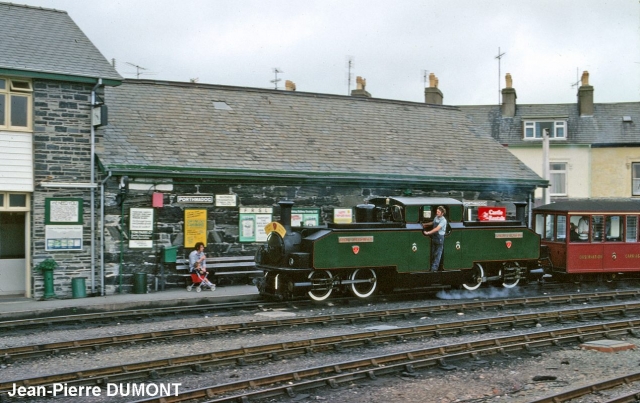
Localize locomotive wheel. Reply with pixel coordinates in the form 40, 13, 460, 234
500, 265, 520, 289
462, 263, 484, 291
350, 268, 377, 298
307, 270, 333, 301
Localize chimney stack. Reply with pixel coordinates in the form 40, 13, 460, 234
578, 71, 594, 116
424, 73, 443, 104
285, 80, 296, 91
501, 73, 517, 117
351, 76, 371, 98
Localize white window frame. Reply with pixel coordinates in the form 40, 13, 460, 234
0, 192, 30, 212
549, 162, 568, 196
523, 120, 567, 140
0, 77, 33, 132
633, 162, 640, 196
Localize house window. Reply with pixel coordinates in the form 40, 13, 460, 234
0, 192, 29, 211
633, 163, 640, 196
523, 120, 566, 140
0, 77, 33, 131
549, 162, 567, 196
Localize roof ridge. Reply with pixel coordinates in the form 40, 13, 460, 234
0, 2, 67, 14
122, 78, 461, 110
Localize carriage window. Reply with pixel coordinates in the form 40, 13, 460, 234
627, 216, 638, 242
544, 214, 555, 241
556, 216, 567, 241
605, 216, 623, 241
591, 215, 604, 242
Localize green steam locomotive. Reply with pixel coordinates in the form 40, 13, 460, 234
255, 196, 544, 301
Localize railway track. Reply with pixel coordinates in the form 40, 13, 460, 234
125, 319, 640, 403
527, 372, 640, 403
2, 290, 638, 363
2, 297, 639, 400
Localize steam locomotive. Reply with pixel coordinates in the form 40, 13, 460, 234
255, 196, 546, 301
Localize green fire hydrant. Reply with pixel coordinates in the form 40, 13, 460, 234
35, 258, 57, 299
42, 267, 56, 299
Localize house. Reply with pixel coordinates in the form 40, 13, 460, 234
457, 72, 640, 203
0, 2, 121, 297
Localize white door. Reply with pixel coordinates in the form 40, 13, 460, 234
0, 212, 26, 295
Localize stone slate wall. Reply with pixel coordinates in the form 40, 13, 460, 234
31, 79, 96, 298
102, 178, 532, 293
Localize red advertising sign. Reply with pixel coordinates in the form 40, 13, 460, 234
478, 207, 506, 221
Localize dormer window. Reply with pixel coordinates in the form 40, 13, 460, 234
523, 120, 566, 140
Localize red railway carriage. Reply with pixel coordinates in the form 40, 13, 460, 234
533, 199, 640, 279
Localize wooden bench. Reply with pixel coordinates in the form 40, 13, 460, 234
175, 255, 262, 285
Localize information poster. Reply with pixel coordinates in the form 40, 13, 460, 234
129, 208, 154, 249
45, 198, 83, 225
45, 225, 83, 251
291, 208, 320, 227
184, 209, 207, 248
333, 208, 353, 224
239, 207, 273, 242
215, 194, 237, 207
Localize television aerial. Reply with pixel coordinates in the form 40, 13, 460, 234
271, 68, 283, 90
125, 62, 157, 79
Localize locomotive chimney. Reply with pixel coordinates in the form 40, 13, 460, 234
278, 200, 295, 232
513, 201, 527, 226
424, 72, 443, 105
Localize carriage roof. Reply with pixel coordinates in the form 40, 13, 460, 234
534, 199, 640, 214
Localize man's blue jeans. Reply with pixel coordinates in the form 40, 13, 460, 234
431, 234, 444, 271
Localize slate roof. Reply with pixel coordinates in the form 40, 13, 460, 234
460, 102, 640, 146
98, 79, 545, 190
0, 2, 121, 83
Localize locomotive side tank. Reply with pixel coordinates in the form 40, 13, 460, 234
256, 196, 543, 300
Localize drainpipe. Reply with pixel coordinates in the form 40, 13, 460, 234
100, 171, 112, 296
90, 78, 103, 294
542, 128, 550, 205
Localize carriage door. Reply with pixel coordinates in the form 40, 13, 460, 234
0, 211, 26, 295
602, 215, 636, 272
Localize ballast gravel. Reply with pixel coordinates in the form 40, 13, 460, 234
2, 289, 640, 403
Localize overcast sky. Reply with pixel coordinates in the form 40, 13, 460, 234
18, 0, 640, 105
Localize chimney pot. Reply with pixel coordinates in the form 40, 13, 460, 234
351, 76, 371, 97
285, 80, 296, 91
581, 71, 589, 86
